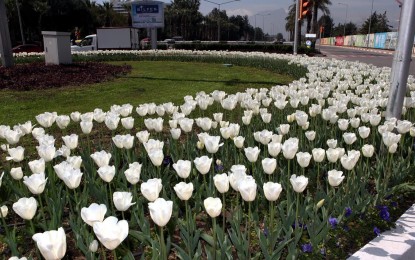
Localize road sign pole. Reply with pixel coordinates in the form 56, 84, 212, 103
293, 0, 299, 55
386, 0, 415, 119
0, 0, 14, 67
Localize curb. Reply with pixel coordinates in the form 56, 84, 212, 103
323, 45, 415, 57
348, 204, 415, 260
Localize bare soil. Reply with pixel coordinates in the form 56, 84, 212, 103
0, 62, 131, 91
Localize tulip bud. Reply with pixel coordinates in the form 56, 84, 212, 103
196, 141, 204, 150
89, 240, 99, 253
204, 197, 222, 218
0, 205, 8, 218
10, 167, 23, 180
148, 198, 173, 227
316, 199, 325, 209
174, 182, 194, 201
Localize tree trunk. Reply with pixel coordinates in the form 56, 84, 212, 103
311, 2, 318, 34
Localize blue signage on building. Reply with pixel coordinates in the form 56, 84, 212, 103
136, 5, 159, 14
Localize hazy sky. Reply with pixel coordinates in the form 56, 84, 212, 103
103, 0, 403, 33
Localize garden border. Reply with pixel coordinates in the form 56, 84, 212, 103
348, 204, 415, 260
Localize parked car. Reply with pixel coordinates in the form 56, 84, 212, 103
164, 39, 175, 44
12, 44, 43, 53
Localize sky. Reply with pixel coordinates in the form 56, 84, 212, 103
104, 0, 403, 34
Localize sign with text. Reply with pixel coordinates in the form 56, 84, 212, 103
131, 1, 164, 28
305, 34, 317, 38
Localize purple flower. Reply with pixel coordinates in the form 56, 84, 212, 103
377, 205, 390, 221
162, 155, 173, 166
263, 227, 269, 238
301, 243, 313, 253
345, 207, 352, 217
214, 163, 224, 172
374, 226, 381, 236
329, 216, 338, 228
343, 225, 350, 232
391, 201, 398, 207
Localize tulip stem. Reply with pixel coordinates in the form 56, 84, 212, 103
213, 217, 217, 260
222, 192, 226, 237
0, 213, 18, 256
247, 202, 251, 258
160, 226, 166, 259
29, 219, 36, 235
269, 201, 274, 253
295, 193, 300, 230
38, 194, 47, 228
108, 183, 115, 214
113, 249, 117, 260
185, 200, 192, 257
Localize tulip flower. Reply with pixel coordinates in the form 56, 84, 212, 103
263, 182, 283, 201
124, 162, 142, 185
0, 172, 3, 187
23, 173, 47, 195
343, 132, 357, 145
91, 151, 111, 168
56, 115, 70, 129
93, 109, 106, 123
326, 148, 340, 163
282, 138, 299, 160
37, 144, 56, 162
388, 143, 398, 153
143, 139, 164, 153
97, 165, 116, 183
61, 134, 78, 150
305, 131, 316, 141
290, 174, 308, 193
29, 158, 46, 174
81, 203, 107, 226
179, 118, 194, 133
80, 121, 93, 134
173, 182, 194, 201
66, 156, 82, 169
203, 197, 222, 218
121, 117, 134, 130
141, 178, 162, 201
173, 160, 191, 179
326, 139, 337, 149
6, 146, 25, 162
113, 192, 135, 211
362, 144, 375, 158
104, 113, 120, 130
204, 135, 223, 153
93, 216, 129, 250
229, 170, 247, 192
170, 128, 181, 140
0, 205, 8, 219
296, 152, 312, 168
327, 170, 345, 187
19, 120, 33, 134
244, 146, 260, 162
358, 126, 371, 139
13, 197, 37, 220
312, 148, 325, 163
70, 111, 81, 122
5, 129, 22, 145
233, 136, 245, 148
194, 156, 212, 175
262, 158, 277, 174
238, 176, 257, 202
213, 173, 230, 193
148, 149, 164, 167
148, 198, 173, 227
32, 227, 66, 260
80, 112, 93, 122
35, 112, 56, 128
340, 151, 360, 171
10, 167, 23, 180
61, 168, 83, 189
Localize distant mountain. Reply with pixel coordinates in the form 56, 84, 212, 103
249, 8, 288, 38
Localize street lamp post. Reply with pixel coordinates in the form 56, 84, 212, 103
254, 13, 271, 41
204, 0, 240, 41
338, 2, 348, 36
367, 0, 374, 47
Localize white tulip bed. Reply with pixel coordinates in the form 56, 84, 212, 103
1, 50, 415, 259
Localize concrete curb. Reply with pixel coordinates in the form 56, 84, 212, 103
348, 204, 415, 260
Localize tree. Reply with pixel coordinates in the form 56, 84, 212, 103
276, 32, 284, 41
318, 14, 333, 37
360, 11, 391, 34
311, 0, 331, 34
332, 21, 357, 37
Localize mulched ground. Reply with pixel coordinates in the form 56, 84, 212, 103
0, 62, 132, 91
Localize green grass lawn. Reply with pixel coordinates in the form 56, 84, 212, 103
0, 61, 294, 126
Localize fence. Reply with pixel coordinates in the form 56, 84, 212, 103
319, 32, 415, 53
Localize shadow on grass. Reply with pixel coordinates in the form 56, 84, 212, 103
121, 76, 284, 86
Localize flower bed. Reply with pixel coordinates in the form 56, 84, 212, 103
0, 50, 414, 259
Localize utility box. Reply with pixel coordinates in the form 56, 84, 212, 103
42, 31, 72, 65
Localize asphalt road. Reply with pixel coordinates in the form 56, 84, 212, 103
318, 45, 415, 76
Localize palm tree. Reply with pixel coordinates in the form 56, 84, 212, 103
311, 0, 331, 34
